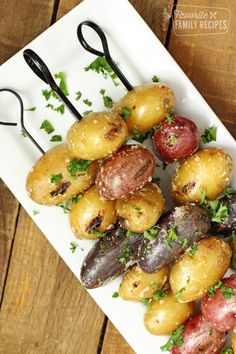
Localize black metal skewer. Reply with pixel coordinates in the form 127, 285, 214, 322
0, 88, 45, 154
77, 21, 133, 92
23, 49, 82, 122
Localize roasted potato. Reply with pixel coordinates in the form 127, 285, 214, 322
67, 111, 128, 160
232, 329, 236, 352
138, 203, 210, 273
169, 237, 232, 303
144, 290, 194, 335
70, 185, 116, 240
119, 266, 168, 301
201, 274, 236, 332
80, 225, 143, 288
113, 83, 175, 133
115, 182, 165, 233
152, 115, 199, 163
26, 144, 98, 206
171, 313, 226, 354
96, 145, 155, 200
171, 147, 233, 204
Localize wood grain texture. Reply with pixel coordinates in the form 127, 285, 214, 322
168, 0, 236, 138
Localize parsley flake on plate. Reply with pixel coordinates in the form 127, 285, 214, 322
83, 98, 92, 107
75, 91, 82, 100
103, 95, 114, 108
152, 75, 159, 82
40, 120, 54, 134
84, 56, 119, 86
54, 71, 69, 96
201, 126, 217, 143
25, 106, 36, 111
50, 135, 62, 142
59, 194, 81, 214
189, 243, 198, 256
70, 242, 78, 253
112, 292, 119, 298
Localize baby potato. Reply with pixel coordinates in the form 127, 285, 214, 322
232, 329, 236, 352
26, 144, 98, 206
171, 147, 233, 204
144, 290, 194, 335
70, 185, 116, 240
112, 83, 175, 133
67, 111, 128, 160
119, 266, 168, 301
115, 182, 165, 232
170, 237, 232, 303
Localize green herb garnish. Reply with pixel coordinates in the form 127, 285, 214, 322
85, 56, 119, 86
189, 243, 198, 256
33, 209, 39, 216
40, 120, 54, 134
83, 110, 93, 116
160, 325, 184, 351
152, 75, 159, 82
120, 107, 131, 120
59, 194, 82, 213
182, 238, 189, 249
66, 159, 92, 178
126, 230, 138, 237
50, 173, 63, 186
112, 292, 119, 298
194, 230, 202, 238
164, 227, 178, 249
83, 98, 92, 107
201, 126, 217, 143
25, 107, 36, 111
166, 134, 179, 146
224, 186, 233, 198
91, 228, 105, 238
100, 89, 105, 95
46, 103, 65, 115
220, 348, 233, 354
75, 91, 82, 100
54, 71, 69, 96
21, 129, 27, 138
144, 226, 160, 241
140, 298, 152, 307
70, 242, 78, 253
153, 289, 168, 301
165, 106, 174, 124
50, 135, 62, 142
200, 189, 207, 205
176, 287, 185, 300
208, 280, 234, 298
131, 204, 141, 211
208, 200, 228, 223
131, 129, 149, 143
119, 242, 131, 264
144, 246, 152, 255
103, 95, 114, 108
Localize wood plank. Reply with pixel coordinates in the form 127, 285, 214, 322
0, 208, 104, 354
168, 0, 236, 137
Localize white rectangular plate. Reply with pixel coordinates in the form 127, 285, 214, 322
0, 0, 235, 353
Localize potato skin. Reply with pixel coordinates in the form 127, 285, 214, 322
169, 237, 232, 303
201, 274, 236, 332
171, 148, 233, 204
96, 145, 155, 200
67, 111, 128, 160
69, 185, 116, 240
115, 182, 165, 233
119, 266, 168, 301
80, 225, 143, 289
138, 203, 210, 273
113, 83, 175, 133
232, 329, 236, 352
171, 313, 226, 354
26, 144, 98, 206
144, 290, 194, 335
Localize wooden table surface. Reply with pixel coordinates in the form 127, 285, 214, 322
0, 0, 235, 353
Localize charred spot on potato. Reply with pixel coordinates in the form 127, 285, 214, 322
86, 215, 104, 234
105, 122, 122, 140
50, 181, 71, 197
134, 160, 151, 179
182, 181, 196, 194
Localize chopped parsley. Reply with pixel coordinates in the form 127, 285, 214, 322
201, 126, 217, 144
153, 289, 168, 301
152, 75, 159, 82
160, 325, 184, 351
75, 91, 82, 100
103, 95, 114, 108
194, 230, 202, 238
54, 71, 69, 96
176, 287, 185, 300
131, 204, 141, 211
144, 226, 160, 241
119, 242, 131, 264
66, 159, 92, 179
207, 199, 228, 223
164, 227, 178, 249
33, 209, 39, 216
165, 106, 174, 124
112, 292, 119, 298
120, 107, 131, 120
21, 129, 27, 138
70, 242, 78, 253
231, 232, 236, 270
83, 110, 93, 116
220, 348, 233, 354
50, 173, 63, 186
46, 103, 65, 115
40, 120, 54, 134
200, 189, 207, 205
144, 246, 152, 255
126, 230, 138, 237
59, 194, 82, 213
50, 135, 62, 142
166, 134, 179, 146
182, 238, 189, 249
100, 89, 105, 95
83, 98, 92, 107
152, 177, 161, 186
208, 280, 234, 299
91, 228, 105, 238
42, 89, 53, 101
84, 56, 119, 86
25, 106, 36, 111
189, 243, 198, 256
131, 129, 150, 143
187, 276, 191, 284
224, 186, 233, 198
140, 298, 152, 307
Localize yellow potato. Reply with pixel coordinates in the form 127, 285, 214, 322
26, 144, 98, 206
170, 237, 232, 303
119, 266, 169, 301
70, 185, 116, 240
113, 83, 175, 133
144, 290, 194, 335
171, 147, 233, 204
232, 328, 236, 352
67, 111, 128, 160
115, 183, 165, 232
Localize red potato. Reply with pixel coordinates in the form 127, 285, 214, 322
152, 115, 199, 163
201, 274, 236, 332
96, 145, 155, 200
171, 313, 226, 354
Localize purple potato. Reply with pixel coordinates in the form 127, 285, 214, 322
80, 224, 143, 288
138, 203, 210, 273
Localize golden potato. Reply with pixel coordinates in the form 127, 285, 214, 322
70, 185, 116, 240
144, 290, 194, 335
26, 144, 98, 206
170, 237, 232, 303
112, 83, 175, 133
115, 183, 165, 232
67, 111, 128, 160
171, 147, 233, 204
232, 328, 236, 352
119, 266, 169, 301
